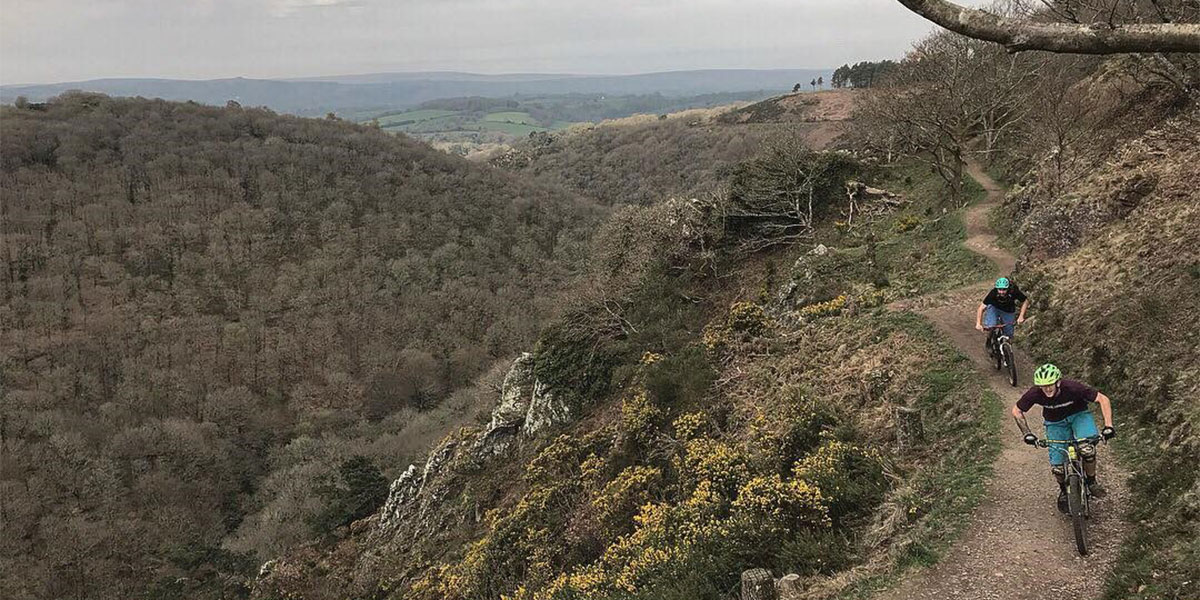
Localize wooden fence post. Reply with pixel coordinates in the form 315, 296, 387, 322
740, 568, 776, 600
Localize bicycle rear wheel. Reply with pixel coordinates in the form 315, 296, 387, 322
1068, 474, 1089, 555
1003, 343, 1017, 387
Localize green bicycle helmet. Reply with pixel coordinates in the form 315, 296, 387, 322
995, 277, 1011, 289
1033, 363, 1062, 386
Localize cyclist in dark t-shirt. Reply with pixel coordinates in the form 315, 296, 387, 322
1013, 364, 1116, 513
975, 277, 1028, 341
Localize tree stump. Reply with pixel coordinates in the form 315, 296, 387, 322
896, 405, 925, 450
741, 568, 776, 600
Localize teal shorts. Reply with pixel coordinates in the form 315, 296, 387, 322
1043, 410, 1099, 465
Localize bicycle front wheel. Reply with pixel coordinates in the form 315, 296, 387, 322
1068, 474, 1089, 556
1004, 343, 1017, 387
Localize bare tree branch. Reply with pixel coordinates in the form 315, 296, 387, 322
895, 0, 1200, 53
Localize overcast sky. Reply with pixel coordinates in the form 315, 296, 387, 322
1, 0, 982, 85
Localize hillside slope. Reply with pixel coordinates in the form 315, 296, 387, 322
0, 93, 601, 600
251, 114, 1009, 600
1009, 106, 1200, 600
492, 90, 853, 206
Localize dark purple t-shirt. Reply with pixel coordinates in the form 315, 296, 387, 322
1017, 379, 1098, 422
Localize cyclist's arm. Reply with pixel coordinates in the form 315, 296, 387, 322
1017, 295, 1029, 322
1012, 405, 1032, 435
1095, 392, 1113, 428
976, 303, 987, 330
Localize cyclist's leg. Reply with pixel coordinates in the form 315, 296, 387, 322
982, 306, 1000, 349
998, 309, 1017, 338
1069, 410, 1101, 478
1045, 417, 1071, 511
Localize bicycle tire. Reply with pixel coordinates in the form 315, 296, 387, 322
992, 334, 1002, 371
1068, 474, 1089, 555
1004, 343, 1017, 387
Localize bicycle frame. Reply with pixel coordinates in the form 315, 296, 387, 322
1037, 435, 1103, 555
984, 324, 1018, 386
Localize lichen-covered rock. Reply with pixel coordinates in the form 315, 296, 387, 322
523, 379, 569, 435
376, 464, 419, 534
474, 352, 572, 457
489, 352, 536, 431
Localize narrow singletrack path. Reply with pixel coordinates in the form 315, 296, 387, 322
878, 163, 1130, 600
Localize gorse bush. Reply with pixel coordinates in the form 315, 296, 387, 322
794, 439, 887, 523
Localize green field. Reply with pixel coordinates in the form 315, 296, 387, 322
478, 121, 549, 136
361, 105, 599, 147
483, 111, 539, 125
376, 109, 459, 127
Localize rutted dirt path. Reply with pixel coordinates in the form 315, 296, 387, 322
877, 163, 1130, 600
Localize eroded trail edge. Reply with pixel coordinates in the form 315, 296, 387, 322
876, 163, 1130, 600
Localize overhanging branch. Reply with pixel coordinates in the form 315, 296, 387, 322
896, 0, 1200, 54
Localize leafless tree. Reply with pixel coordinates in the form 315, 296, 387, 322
894, 0, 1200, 54
856, 33, 1045, 202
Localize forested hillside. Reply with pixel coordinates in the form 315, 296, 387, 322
4, 12, 1197, 597
493, 91, 850, 206
0, 93, 603, 599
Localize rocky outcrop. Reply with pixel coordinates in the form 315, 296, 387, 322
376, 465, 420, 534
524, 379, 571, 435
473, 352, 569, 456
375, 352, 569, 537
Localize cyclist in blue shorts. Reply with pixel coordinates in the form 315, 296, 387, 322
975, 277, 1028, 346
1012, 364, 1116, 513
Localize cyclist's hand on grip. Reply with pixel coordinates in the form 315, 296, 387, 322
975, 323, 984, 332
1023, 433, 1038, 446
1101, 426, 1116, 440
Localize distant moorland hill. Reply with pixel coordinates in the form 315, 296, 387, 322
0, 69, 829, 117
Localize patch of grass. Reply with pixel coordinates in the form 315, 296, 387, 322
483, 111, 538, 125
877, 211, 993, 295
800, 159, 992, 303
477, 120, 549, 136
375, 109, 459, 127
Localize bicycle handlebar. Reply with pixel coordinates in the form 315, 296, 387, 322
1036, 436, 1104, 448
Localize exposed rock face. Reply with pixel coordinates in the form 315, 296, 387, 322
376, 464, 420, 534
377, 352, 569, 536
489, 353, 537, 431
256, 351, 575, 595
474, 352, 569, 456
523, 379, 570, 435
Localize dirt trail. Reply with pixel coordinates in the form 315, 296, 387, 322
877, 163, 1130, 600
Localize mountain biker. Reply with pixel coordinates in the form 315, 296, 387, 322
974, 277, 1028, 346
1013, 364, 1116, 513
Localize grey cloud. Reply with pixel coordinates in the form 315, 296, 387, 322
2, 0, 982, 85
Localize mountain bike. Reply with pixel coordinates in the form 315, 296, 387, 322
984, 323, 1017, 387
1036, 435, 1104, 556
